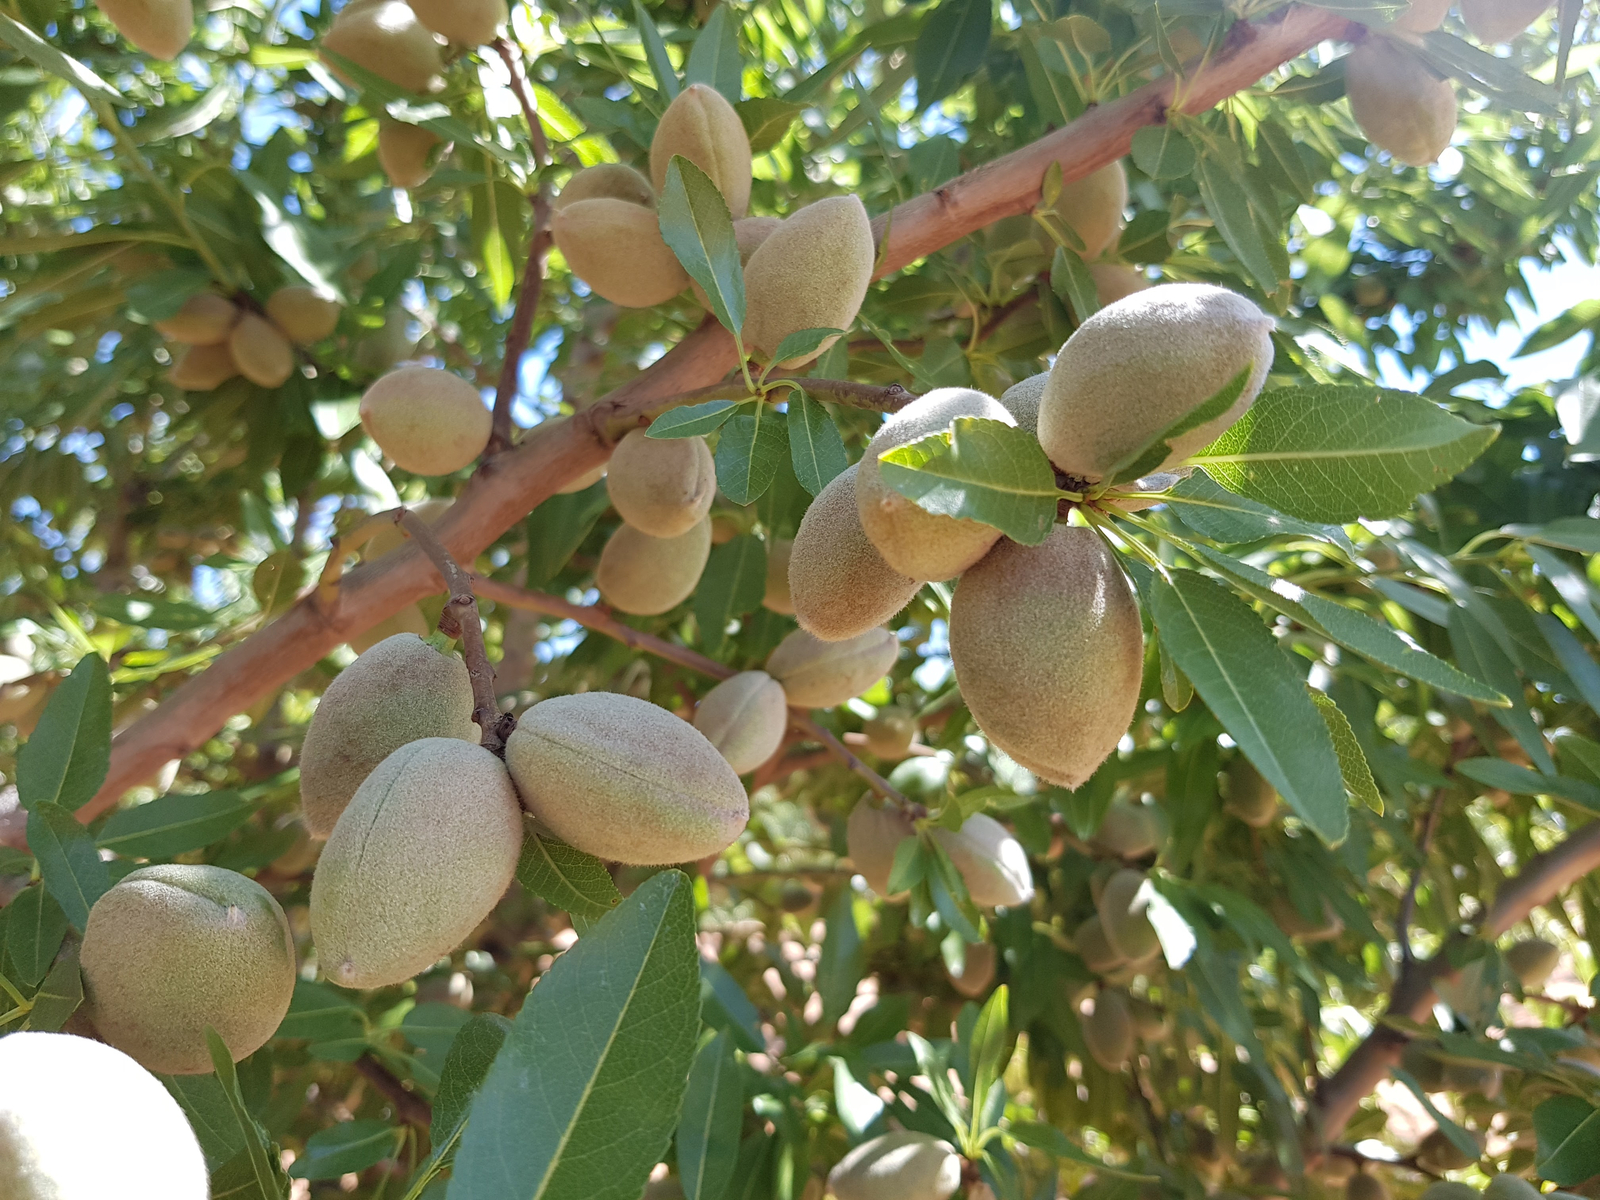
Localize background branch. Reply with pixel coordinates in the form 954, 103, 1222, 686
354, 1052, 433, 1130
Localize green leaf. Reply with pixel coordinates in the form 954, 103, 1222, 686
402, 1002, 471, 1086
450, 871, 702, 1200
967, 985, 1009, 1143
525, 480, 613, 587
678, 1031, 744, 1200
633, 0, 681, 100
1166, 471, 1351, 549
770, 327, 844, 368
1150, 571, 1348, 844
696, 534, 768, 657
715, 410, 789, 505
886, 836, 927, 895
648, 400, 743, 439
207, 1029, 288, 1199
659, 156, 745, 336
1504, 516, 1600, 554
91, 592, 219, 631
1188, 544, 1507, 704
1535, 613, 1600, 717
878, 417, 1058, 547
1196, 148, 1280, 295
830, 1056, 885, 1138
274, 979, 364, 1044
1534, 1096, 1600, 1186
700, 958, 764, 1053
1392, 1067, 1481, 1160
1195, 386, 1499, 523
26, 801, 109, 932
1130, 125, 1197, 181
1455, 759, 1600, 812
1309, 691, 1382, 813
817, 887, 864, 1023
1449, 608, 1554, 773
0, 11, 129, 107
17, 652, 110, 813
684, 4, 742, 102
786, 388, 849, 496
161, 1074, 248, 1170
914, 0, 993, 106
1106, 366, 1254, 486
515, 825, 624, 929
289, 1119, 397, 1180
1006, 1121, 1156, 1179
96, 790, 261, 859
426, 1011, 512, 1176
24, 945, 82, 1032
1516, 299, 1600, 357
1049, 244, 1099, 321
736, 97, 804, 153
5, 884, 68, 988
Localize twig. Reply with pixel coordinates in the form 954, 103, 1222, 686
354, 1053, 433, 1130
486, 37, 555, 457
397, 512, 514, 754
600, 377, 917, 443
470, 576, 914, 810
1397, 792, 1444, 964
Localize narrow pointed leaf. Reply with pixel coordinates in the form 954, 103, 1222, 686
787, 388, 849, 495
1167, 472, 1351, 550
648, 400, 743, 439
678, 1032, 744, 1200
516, 826, 623, 927
1107, 365, 1253, 485
5, 884, 67, 988
96, 790, 261, 858
695, 534, 768, 657
659, 156, 745, 335
24, 946, 82, 1032
17, 652, 110, 812
1309, 691, 1381, 813
633, 0, 681, 99
914, 0, 993, 106
1534, 1096, 1600, 1185
26, 801, 109, 932
0, 12, 129, 107
684, 4, 743, 102
1449, 608, 1554, 773
715, 411, 788, 504
878, 417, 1058, 546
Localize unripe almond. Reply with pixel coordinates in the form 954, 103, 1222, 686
228, 312, 295, 387
168, 341, 240, 391
693, 670, 789, 774
846, 800, 915, 896
827, 1130, 962, 1200
96, 0, 193, 59
360, 365, 492, 475
81, 864, 295, 1074
763, 537, 795, 614
607, 429, 716, 537
153, 292, 238, 344
554, 162, 656, 211
1504, 937, 1560, 990
1096, 868, 1159, 961
998, 373, 1047, 435
408, 0, 504, 45
322, 0, 444, 94
348, 602, 431, 653
311, 738, 523, 989
1344, 39, 1457, 167
1390, 0, 1449, 32
930, 813, 1034, 908
0, 1032, 208, 1198
692, 215, 781, 308
947, 940, 996, 998
1462, 0, 1550, 43
595, 516, 712, 615
742, 196, 874, 367
378, 118, 442, 188
949, 528, 1143, 788
1037, 283, 1275, 483
506, 692, 750, 864
298, 632, 479, 837
552, 198, 690, 308
1222, 757, 1279, 827
352, 309, 415, 372
1090, 798, 1164, 859
863, 709, 916, 760
649, 83, 753, 219
766, 626, 898, 709
1129, 995, 1171, 1042
856, 388, 1014, 581
789, 464, 920, 641
1055, 161, 1128, 260
1074, 914, 1127, 974
265, 285, 341, 345
1084, 988, 1134, 1070
1416, 1131, 1476, 1174
1090, 262, 1150, 305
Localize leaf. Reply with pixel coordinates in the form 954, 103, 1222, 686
736, 97, 803, 153
274, 979, 365, 1044
648, 400, 743, 439
1534, 1096, 1600, 1185
967, 985, 1009, 1143
0, 11, 129, 107
659, 156, 745, 336
715, 411, 789, 505
1449, 608, 1554, 773
1150, 571, 1348, 844
516, 825, 623, 928
1167, 472, 1351, 549
1130, 125, 1196, 181
878, 417, 1058, 547
1528, 544, 1600, 641
1107, 366, 1254, 486
1188, 544, 1506, 703
1504, 516, 1600, 554
236, 173, 344, 303
1194, 386, 1500, 523
633, 0, 681, 100
1049, 245, 1099, 320
525, 480, 613, 587
787, 388, 849, 496
1454, 759, 1600, 813
5, 884, 67, 988
817, 888, 863, 1023
402, 1002, 472, 1083
914, 0, 993, 106
207, 1029, 287, 1200
91, 591, 219, 631
449, 871, 702, 1200
770, 327, 844, 368
17, 652, 110, 813
96, 790, 261, 859
24, 945, 82, 1032
1535, 613, 1600, 716
696, 534, 768, 657
684, 4, 742, 102
161, 1074, 248, 1170
289, 1119, 397, 1180
830, 1056, 885, 1138
1309, 691, 1382, 813
26, 801, 109, 932
427, 1011, 512, 1173
1196, 148, 1280, 294
1392, 1067, 1481, 1160
678, 1031, 744, 1200
1007, 1121, 1157, 1179
700, 958, 764, 1053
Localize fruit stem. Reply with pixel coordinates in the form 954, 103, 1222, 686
396, 510, 514, 755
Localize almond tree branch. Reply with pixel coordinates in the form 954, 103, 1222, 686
88, 3, 1353, 822
1396, 791, 1444, 964
651, 378, 916, 415
354, 1052, 433, 1130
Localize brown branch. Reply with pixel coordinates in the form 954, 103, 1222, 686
354, 1052, 432, 1130
397, 512, 513, 755
1397, 792, 1444, 964
788, 711, 911, 811
88, 3, 1352, 822
487, 37, 554, 457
